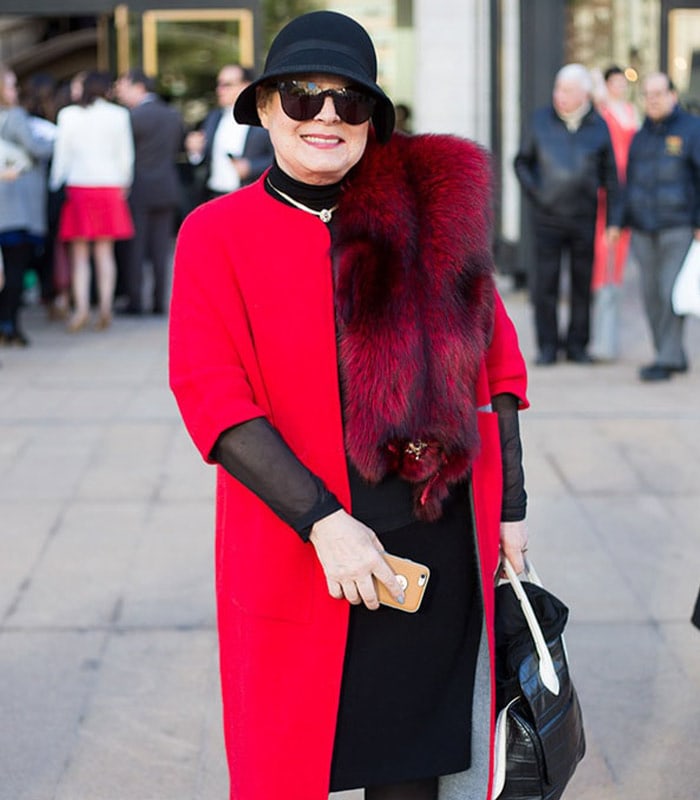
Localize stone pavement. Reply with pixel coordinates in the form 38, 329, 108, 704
1, 261, 699, 800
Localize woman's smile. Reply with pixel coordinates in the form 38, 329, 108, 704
258, 75, 369, 185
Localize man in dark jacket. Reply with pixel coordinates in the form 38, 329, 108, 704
184, 64, 273, 204
515, 63, 622, 364
625, 72, 700, 381
116, 69, 185, 314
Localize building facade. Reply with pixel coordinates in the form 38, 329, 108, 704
2, 0, 699, 272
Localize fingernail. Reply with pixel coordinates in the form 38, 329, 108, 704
398, 594, 405, 604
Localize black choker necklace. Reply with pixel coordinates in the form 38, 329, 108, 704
266, 177, 339, 223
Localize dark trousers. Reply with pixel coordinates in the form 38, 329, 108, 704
125, 203, 176, 312
0, 241, 34, 333
531, 214, 596, 354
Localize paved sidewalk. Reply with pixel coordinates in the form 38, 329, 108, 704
1, 262, 699, 800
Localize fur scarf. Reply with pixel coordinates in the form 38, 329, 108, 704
333, 132, 496, 521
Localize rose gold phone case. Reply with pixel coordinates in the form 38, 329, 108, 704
376, 553, 431, 613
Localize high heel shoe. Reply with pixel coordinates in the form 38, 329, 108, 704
67, 313, 89, 333
95, 312, 112, 331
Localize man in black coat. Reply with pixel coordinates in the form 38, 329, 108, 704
515, 64, 622, 364
625, 72, 700, 381
116, 69, 185, 314
184, 64, 273, 203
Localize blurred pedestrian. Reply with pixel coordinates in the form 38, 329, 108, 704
394, 102, 412, 133
49, 71, 134, 332
184, 64, 273, 203
20, 73, 59, 312
115, 68, 184, 315
625, 72, 700, 381
44, 79, 75, 320
589, 66, 640, 361
515, 63, 622, 365
0, 64, 54, 346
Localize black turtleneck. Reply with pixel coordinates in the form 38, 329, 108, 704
264, 160, 343, 213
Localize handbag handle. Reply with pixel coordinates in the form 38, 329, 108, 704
502, 557, 560, 695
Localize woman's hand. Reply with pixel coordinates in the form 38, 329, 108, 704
310, 509, 406, 610
499, 519, 529, 575
605, 225, 621, 246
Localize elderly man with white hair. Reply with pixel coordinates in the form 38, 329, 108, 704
515, 63, 622, 365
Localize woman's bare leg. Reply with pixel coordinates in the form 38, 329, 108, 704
93, 238, 116, 328
68, 239, 90, 330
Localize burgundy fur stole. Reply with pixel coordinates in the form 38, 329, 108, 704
333, 132, 496, 521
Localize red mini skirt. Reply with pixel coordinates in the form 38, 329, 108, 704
58, 186, 134, 241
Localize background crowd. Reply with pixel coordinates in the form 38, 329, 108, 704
515, 61, 700, 382
0, 62, 275, 347
1, 55, 698, 385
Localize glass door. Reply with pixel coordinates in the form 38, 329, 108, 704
668, 8, 700, 112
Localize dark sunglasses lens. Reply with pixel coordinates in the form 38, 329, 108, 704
334, 90, 375, 124
278, 85, 323, 120
278, 83, 375, 124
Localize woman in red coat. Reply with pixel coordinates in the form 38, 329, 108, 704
169, 11, 529, 800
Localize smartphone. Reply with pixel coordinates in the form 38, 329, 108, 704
376, 553, 430, 613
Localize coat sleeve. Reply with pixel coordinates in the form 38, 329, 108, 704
485, 291, 529, 407
169, 204, 268, 462
48, 107, 70, 190
513, 114, 541, 206
117, 107, 134, 188
600, 122, 623, 227
689, 117, 700, 230
6, 107, 54, 162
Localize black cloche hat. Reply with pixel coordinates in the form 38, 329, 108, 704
234, 10, 395, 143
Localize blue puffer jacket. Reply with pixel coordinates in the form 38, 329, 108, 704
625, 105, 700, 231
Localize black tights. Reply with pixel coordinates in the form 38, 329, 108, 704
0, 241, 34, 332
365, 777, 438, 800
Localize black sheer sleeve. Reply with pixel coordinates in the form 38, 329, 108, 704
491, 393, 528, 522
210, 418, 343, 541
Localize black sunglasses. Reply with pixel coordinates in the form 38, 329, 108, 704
276, 80, 376, 125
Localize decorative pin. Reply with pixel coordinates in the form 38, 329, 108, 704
405, 440, 428, 460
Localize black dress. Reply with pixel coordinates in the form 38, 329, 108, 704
211, 163, 527, 792
330, 470, 481, 790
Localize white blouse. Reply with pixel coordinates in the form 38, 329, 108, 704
49, 98, 134, 190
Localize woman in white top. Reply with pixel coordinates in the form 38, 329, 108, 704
50, 71, 134, 331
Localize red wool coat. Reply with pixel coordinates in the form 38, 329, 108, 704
169, 137, 528, 800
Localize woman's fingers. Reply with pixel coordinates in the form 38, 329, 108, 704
375, 557, 406, 604
343, 559, 405, 610
311, 508, 411, 610
327, 579, 344, 600
499, 520, 529, 574
503, 544, 526, 575
341, 580, 362, 605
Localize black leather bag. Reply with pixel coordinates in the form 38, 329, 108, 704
493, 559, 585, 800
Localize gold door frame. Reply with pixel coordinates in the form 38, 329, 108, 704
667, 8, 700, 94
142, 9, 255, 76
115, 3, 130, 75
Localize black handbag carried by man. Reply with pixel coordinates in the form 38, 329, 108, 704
493, 559, 586, 800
